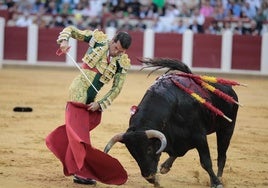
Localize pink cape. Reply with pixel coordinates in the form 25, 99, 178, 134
45, 102, 127, 185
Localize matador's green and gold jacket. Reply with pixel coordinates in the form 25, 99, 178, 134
57, 26, 131, 110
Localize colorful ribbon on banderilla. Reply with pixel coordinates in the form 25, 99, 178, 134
171, 73, 246, 122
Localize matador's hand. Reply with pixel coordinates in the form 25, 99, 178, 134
87, 102, 100, 112
60, 40, 69, 53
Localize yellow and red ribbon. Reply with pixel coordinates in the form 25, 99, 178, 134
171, 78, 232, 122
176, 73, 244, 86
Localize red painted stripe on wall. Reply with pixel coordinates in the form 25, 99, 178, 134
77, 42, 88, 63
232, 35, 261, 70
127, 31, 144, 65
154, 33, 182, 60
38, 28, 65, 62
4, 27, 27, 60
192, 34, 222, 68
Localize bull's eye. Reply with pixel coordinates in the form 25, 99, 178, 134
147, 146, 153, 154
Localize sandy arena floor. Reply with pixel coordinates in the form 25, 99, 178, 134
0, 67, 267, 188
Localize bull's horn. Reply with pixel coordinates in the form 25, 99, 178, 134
104, 133, 124, 153
145, 130, 167, 154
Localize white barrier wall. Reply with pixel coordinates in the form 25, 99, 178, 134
143, 29, 155, 58
0, 22, 268, 75
27, 24, 38, 64
261, 33, 268, 75
0, 17, 4, 68
182, 29, 193, 68
221, 30, 233, 72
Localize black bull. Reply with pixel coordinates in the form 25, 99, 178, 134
104, 58, 239, 188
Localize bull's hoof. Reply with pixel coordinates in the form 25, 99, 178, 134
154, 181, 160, 187
160, 166, 170, 174
211, 184, 223, 188
145, 174, 162, 187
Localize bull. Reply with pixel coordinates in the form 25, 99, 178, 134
104, 58, 239, 188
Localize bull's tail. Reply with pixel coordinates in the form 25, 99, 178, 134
139, 58, 192, 75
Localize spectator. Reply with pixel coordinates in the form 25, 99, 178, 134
221, 21, 233, 33
15, 11, 32, 27
149, 2, 159, 17
224, 8, 239, 21
242, 19, 260, 36
225, 0, 242, 18
57, 0, 76, 10
174, 0, 200, 12
245, 0, 261, 10
58, 2, 73, 15
153, 0, 165, 10
44, 0, 58, 15
88, 0, 104, 18
105, 14, 119, 28
209, 0, 218, 7
129, 0, 141, 18
74, 15, 86, 29
134, 18, 147, 31
233, 20, 244, 35
178, 2, 191, 17
112, 0, 128, 17
139, 4, 150, 18
200, 0, 214, 17
164, 3, 180, 18
206, 20, 222, 34
139, 0, 152, 6
188, 18, 204, 33
213, 0, 225, 20
262, 1, 268, 20
33, 13, 48, 28
5, 0, 16, 12
49, 15, 73, 28
7, 12, 19, 26
125, 5, 138, 18
172, 18, 188, 34
253, 8, 266, 35
241, 2, 257, 19
87, 17, 102, 30
31, 0, 45, 14
76, 1, 93, 17
253, 7, 266, 33
118, 17, 134, 30
73, 1, 85, 16
0, 1, 8, 10
150, 3, 179, 32
17, 0, 32, 13
52, 15, 66, 27
189, 8, 205, 26
152, 16, 166, 32
240, 9, 251, 22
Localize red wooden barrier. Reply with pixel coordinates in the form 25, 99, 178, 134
4, 27, 27, 60
77, 42, 88, 63
0, 10, 10, 23
127, 31, 144, 65
154, 33, 182, 60
192, 34, 222, 68
232, 35, 261, 70
2, 27, 262, 72
38, 27, 65, 62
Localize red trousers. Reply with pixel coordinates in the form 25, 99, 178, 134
45, 102, 127, 185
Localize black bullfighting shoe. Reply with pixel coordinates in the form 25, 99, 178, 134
73, 175, 97, 185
